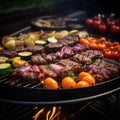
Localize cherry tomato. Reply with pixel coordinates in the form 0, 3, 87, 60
75, 81, 90, 88
81, 75, 95, 85
110, 47, 120, 58
78, 71, 92, 81
79, 38, 89, 45
62, 77, 76, 89
98, 24, 107, 33
86, 18, 93, 27
97, 43, 106, 51
103, 49, 112, 58
78, 71, 95, 85
111, 51, 120, 59
93, 20, 101, 29
110, 25, 120, 36
43, 77, 58, 89
88, 42, 98, 50
107, 19, 115, 27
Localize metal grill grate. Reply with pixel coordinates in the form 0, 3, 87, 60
0, 74, 42, 89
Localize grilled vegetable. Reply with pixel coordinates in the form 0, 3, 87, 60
35, 40, 47, 45
0, 63, 12, 75
18, 52, 32, 60
47, 37, 58, 43
12, 59, 29, 68
0, 56, 9, 63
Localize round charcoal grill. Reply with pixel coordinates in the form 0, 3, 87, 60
0, 27, 120, 106
0, 73, 120, 106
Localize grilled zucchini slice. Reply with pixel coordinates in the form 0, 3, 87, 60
0, 63, 12, 75
18, 51, 32, 60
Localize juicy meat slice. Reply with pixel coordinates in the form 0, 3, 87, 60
39, 65, 57, 78
58, 39, 75, 46
26, 45, 44, 54
72, 44, 89, 53
86, 58, 120, 83
11, 65, 39, 82
43, 53, 57, 63
45, 43, 63, 53
73, 54, 91, 64
0, 49, 17, 58
55, 46, 74, 59
72, 50, 103, 64
31, 54, 47, 65
58, 59, 83, 73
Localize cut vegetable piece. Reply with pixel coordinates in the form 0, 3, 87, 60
0, 56, 9, 63
0, 63, 12, 75
47, 37, 58, 43
18, 51, 32, 60
35, 40, 47, 45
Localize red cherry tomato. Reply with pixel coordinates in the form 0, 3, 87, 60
93, 20, 101, 29
98, 24, 107, 33
86, 18, 93, 27
88, 42, 98, 50
107, 19, 115, 27
103, 49, 112, 58
79, 38, 89, 45
110, 25, 120, 36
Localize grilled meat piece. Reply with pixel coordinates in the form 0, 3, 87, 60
11, 65, 39, 82
73, 54, 91, 64
26, 45, 44, 54
14, 46, 26, 52
43, 53, 57, 63
58, 39, 75, 46
39, 65, 57, 78
62, 34, 79, 43
45, 42, 63, 53
56, 46, 74, 59
72, 50, 103, 64
58, 59, 83, 73
31, 54, 47, 65
86, 58, 120, 83
0, 49, 17, 58
72, 44, 89, 53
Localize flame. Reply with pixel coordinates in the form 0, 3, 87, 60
33, 107, 45, 120
33, 106, 61, 120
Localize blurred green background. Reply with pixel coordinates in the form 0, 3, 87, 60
0, 0, 71, 13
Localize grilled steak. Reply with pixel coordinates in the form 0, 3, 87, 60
43, 53, 57, 63
72, 50, 103, 64
26, 45, 44, 54
45, 42, 63, 53
58, 59, 83, 73
39, 65, 57, 78
31, 54, 47, 65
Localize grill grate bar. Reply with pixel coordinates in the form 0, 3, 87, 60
0, 78, 9, 83
12, 107, 30, 117
9, 106, 24, 114
30, 82, 42, 88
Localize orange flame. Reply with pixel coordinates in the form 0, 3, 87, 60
33, 106, 61, 120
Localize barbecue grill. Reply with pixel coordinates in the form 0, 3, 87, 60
0, 10, 120, 120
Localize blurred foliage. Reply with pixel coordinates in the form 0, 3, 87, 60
0, 0, 69, 13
